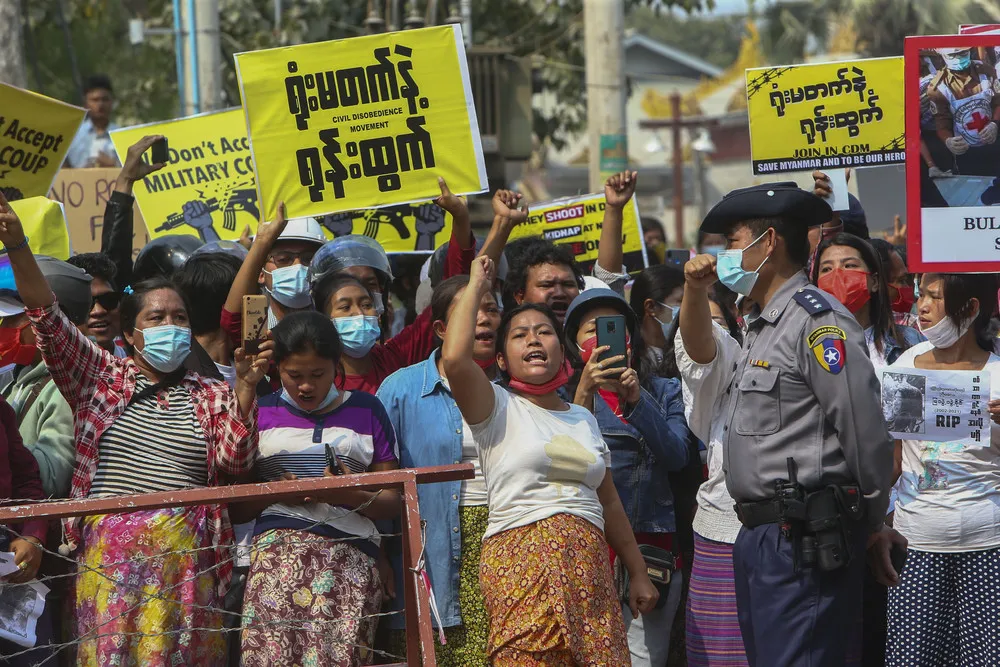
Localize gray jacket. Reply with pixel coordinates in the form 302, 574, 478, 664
721, 272, 894, 530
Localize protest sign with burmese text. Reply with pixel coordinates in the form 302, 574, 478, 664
0, 83, 85, 200
110, 109, 259, 243
234, 25, 488, 229
746, 57, 904, 175
508, 193, 647, 273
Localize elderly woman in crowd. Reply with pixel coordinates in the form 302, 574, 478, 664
0, 192, 264, 665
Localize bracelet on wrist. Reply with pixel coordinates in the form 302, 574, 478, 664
4, 236, 29, 253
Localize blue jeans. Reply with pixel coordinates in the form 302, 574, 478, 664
621, 572, 684, 666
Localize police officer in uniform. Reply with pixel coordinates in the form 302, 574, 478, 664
679, 183, 906, 667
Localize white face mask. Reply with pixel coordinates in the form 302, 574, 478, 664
919, 310, 977, 349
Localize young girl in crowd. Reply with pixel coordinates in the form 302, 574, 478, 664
236, 311, 400, 666
0, 192, 263, 665
442, 256, 658, 665
628, 263, 685, 373
376, 275, 502, 666
812, 233, 922, 368
562, 287, 692, 664
885, 273, 1000, 667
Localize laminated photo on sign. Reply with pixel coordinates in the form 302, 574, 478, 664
880, 367, 990, 444
906, 34, 1000, 272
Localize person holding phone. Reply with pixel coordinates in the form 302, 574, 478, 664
230, 311, 400, 667
562, 287, 693, 665
884, 273, 1000, 667
0, 191, 264, 665
442, 256, 658, 665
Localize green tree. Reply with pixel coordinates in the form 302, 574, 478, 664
625, 5, 746, 70
851, 0, 966, 57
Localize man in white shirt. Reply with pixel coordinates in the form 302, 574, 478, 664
65, 75, 120, 169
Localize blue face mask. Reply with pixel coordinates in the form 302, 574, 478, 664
266, 264, 311, 309
654, 303, 680, 339
333, 315, 381, 358
944, 51, 971, 71
702, 245, 724, 257
281, 383, 339, 414
137, 324, 191, 372
716, 230, 771, 297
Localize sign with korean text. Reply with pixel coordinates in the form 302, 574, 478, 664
48, 168, 148, 256
904, 34, 1000, 271
746, 57, 904, 175
315, 202, 453, 253
110, 109, 258, 244
234, 25, 488, 222
0, 83, 85, 200
508, 193, 648, 273
881, 368, 990, 445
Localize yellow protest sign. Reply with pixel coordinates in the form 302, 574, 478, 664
509, 194, 647, 273
234, 25, 488, 222
110, 109, 259, 243
0, 83, 85, 199
745, 57, 904, 175
315, 202, 453, 253
8, 196, 71, 260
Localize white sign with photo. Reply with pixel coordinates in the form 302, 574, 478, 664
881, 367, 990, 444
0, 580, 48, 648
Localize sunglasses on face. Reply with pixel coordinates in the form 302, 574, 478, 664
92, 292, 122, 311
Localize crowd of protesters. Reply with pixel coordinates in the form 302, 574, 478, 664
0, 108, 996, 667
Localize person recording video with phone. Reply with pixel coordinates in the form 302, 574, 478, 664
563, 287, 693, 665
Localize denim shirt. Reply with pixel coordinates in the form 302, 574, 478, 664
375, 349, 467, 629
591, 376, 693, 534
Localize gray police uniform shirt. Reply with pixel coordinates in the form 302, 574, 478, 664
721, 271, 894, 530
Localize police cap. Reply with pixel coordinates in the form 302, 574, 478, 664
700, 182, 832, 234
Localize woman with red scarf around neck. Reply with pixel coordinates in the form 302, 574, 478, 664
442, 256, 657, 665
811, 233, 923, 369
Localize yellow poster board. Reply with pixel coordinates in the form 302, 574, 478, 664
746, 57, 904, 174
110, 109, 259, 243
234, 24, 488, 222
8, 196, 72, 260
0, 83, 85, 199
509, 194, 647, 273
314, 202, 453, 253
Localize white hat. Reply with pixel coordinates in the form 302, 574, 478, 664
277, 217, 327, 246
0, 295, 24, 318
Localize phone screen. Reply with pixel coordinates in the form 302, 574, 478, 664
595, 315, 628, 370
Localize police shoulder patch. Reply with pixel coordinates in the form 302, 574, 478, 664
792, 287, 832, 316
807, 325, 847, 374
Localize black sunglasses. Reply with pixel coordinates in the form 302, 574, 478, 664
92, 292, 122, 311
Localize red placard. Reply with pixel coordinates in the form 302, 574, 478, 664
959, 25, 1000, 36
905, 34, 1000, 272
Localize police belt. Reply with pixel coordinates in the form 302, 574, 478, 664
735, 485, 862, 529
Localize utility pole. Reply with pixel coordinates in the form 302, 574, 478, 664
195, 0, 223, 111
0, 0, 27, 88
583, 0, 627, 193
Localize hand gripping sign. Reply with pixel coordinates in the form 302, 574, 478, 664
235, 25, 488, 222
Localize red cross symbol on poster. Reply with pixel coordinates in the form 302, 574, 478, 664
966, 110, 992, 132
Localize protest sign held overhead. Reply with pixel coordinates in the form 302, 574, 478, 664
48, 168, 148, 256
110, 109, 259, 244
508, 193, 647, 273
234, 24, 488, 222
746, 57, 904, 175
0, 83, 85, 200
7, 196, 72, 260
881, 368, 990, 446
904, 35, 1000, 272
314, 202, 453, 253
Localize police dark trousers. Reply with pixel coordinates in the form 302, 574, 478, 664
734, 520, 866, 667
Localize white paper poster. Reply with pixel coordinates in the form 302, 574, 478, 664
0, 580, 49, 648
881, 368, 990, 444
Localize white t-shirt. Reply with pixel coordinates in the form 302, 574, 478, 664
470, 384, 611, 540
890, 341, 1000, 552
441, 377, 488, 506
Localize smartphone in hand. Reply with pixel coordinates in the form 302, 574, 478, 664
595, 314, 628, 371
325, 443, 345, 475
241, 295, 267, 356
149, 138, 169, 165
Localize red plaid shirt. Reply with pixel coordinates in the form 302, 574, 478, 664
26, 302, 258, 595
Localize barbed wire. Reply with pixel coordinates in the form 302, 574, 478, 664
0, 490, 416, 666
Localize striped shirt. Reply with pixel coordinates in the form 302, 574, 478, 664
256, 390, 397, 550
90, 376, 208, 498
